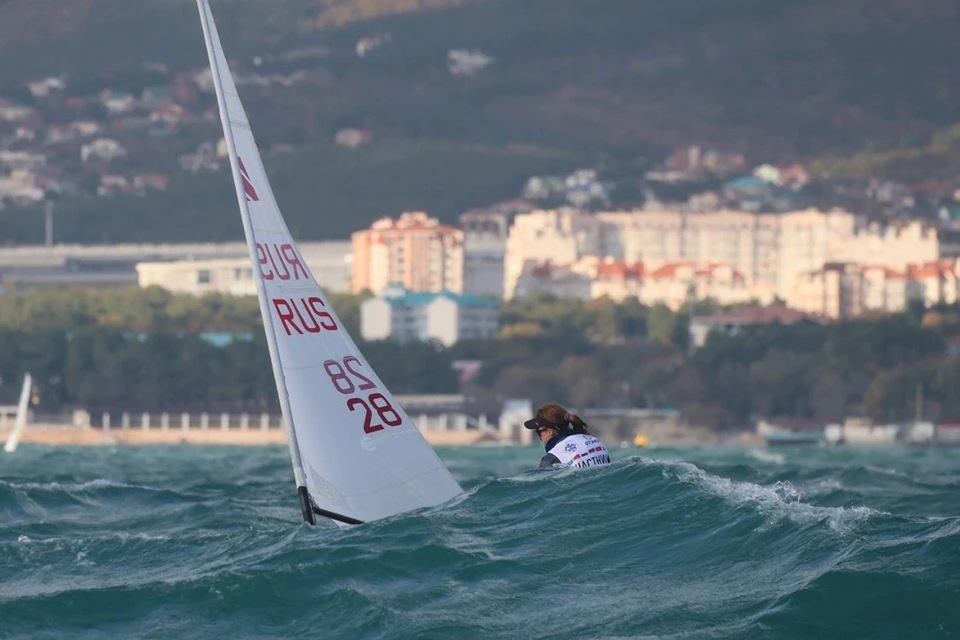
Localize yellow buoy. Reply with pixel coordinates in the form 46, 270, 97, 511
633, 434, 649, 448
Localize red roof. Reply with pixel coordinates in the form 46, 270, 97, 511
649, 261, 693, 278
134, 174, 170, 189
530, 262, 557, 278
648, 261, 744, 281
908, 263, 947, 279
863, 266, 907, 280
596, 260, 644, 279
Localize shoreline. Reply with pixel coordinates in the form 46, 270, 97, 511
1, 424, 507, 447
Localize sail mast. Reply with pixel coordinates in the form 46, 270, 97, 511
195, 0, 314, 524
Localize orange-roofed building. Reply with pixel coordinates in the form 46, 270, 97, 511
351, 211, 463, 294
641, 261, 765, 309
906, 260, 960, 306
861, 265, 908, 313
503, 208, 602, 299
591, 258, 645, 301
787, 259, 959, 319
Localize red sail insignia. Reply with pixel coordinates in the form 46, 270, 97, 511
237, 156, 260, 202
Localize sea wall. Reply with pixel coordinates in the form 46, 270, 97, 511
0, 424, 504, 447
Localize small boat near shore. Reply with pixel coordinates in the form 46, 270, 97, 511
757, 418, 827, 446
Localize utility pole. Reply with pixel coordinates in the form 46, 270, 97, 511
44, 200, 54, 247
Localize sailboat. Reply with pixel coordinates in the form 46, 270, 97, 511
3, 373, 32, 454
196, 0, 463, 525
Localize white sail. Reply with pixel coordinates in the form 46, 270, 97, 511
196, 0, 463, 525
3, 373, 32, 454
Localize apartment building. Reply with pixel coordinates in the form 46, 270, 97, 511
134, 242, 352, 296
360, 285, 500, 346
787, 259, 960, 318
503, 208, 602, 299
460, 208, 510, 298
351, 212, 463, 295
503, 206, 940, 308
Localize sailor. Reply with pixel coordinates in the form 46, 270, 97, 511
525, 403, 611, 470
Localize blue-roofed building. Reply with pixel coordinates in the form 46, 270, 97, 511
722, 175, 772, 200
360, 285, 500, 346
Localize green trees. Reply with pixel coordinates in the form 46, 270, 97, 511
1, 287, 958, 428
677, 314, 958, 428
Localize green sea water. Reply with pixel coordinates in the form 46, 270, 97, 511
1, 444, 958, 639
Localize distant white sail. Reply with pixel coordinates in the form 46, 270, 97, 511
3, 373, 32, 454
196, 0, 463, 525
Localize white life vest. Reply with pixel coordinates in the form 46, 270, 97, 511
547, 433, 610, 469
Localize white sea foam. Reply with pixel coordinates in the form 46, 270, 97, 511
75, 551, 94, 567
655, 459, 881, 531
748, 448, 785, 465
805, 478, 845, 495
9, 479, 162, 492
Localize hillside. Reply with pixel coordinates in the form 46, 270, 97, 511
2, 0, 958, 154
0, 0, 958, 241
1, 140, 572, 243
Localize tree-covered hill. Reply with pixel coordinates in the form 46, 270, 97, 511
1, 0, 959, 242
2, 0, 957, 156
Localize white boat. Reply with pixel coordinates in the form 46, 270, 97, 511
196, 0, 463, 525
3, 373, 32, 454
756, 419, 825, 446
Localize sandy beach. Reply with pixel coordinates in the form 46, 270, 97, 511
0, 423, 505, 447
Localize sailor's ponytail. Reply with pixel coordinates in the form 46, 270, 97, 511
537, 404, 590, 434
566, 413, 590, 435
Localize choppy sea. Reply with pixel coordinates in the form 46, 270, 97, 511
1, 444, 958, 639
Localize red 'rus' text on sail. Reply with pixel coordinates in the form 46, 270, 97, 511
257, 242, 309, 281
272, 297, 339, 335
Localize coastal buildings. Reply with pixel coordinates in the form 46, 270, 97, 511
500, 205, 943, 316
0, 242, 350, 293
503, 208, 602, 299
351, 212, 463, 295
512, 257, 762, 309
135, 242, 351, 295
137, 258, 257, 296
789, 259, 960, 318
360, 285, 500, 346
460, 208, 510, 298
9, 205, 945, 322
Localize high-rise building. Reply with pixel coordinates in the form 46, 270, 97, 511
351, 212, 463, 295
460, 208, 510, 298
503, 208, 602, 299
